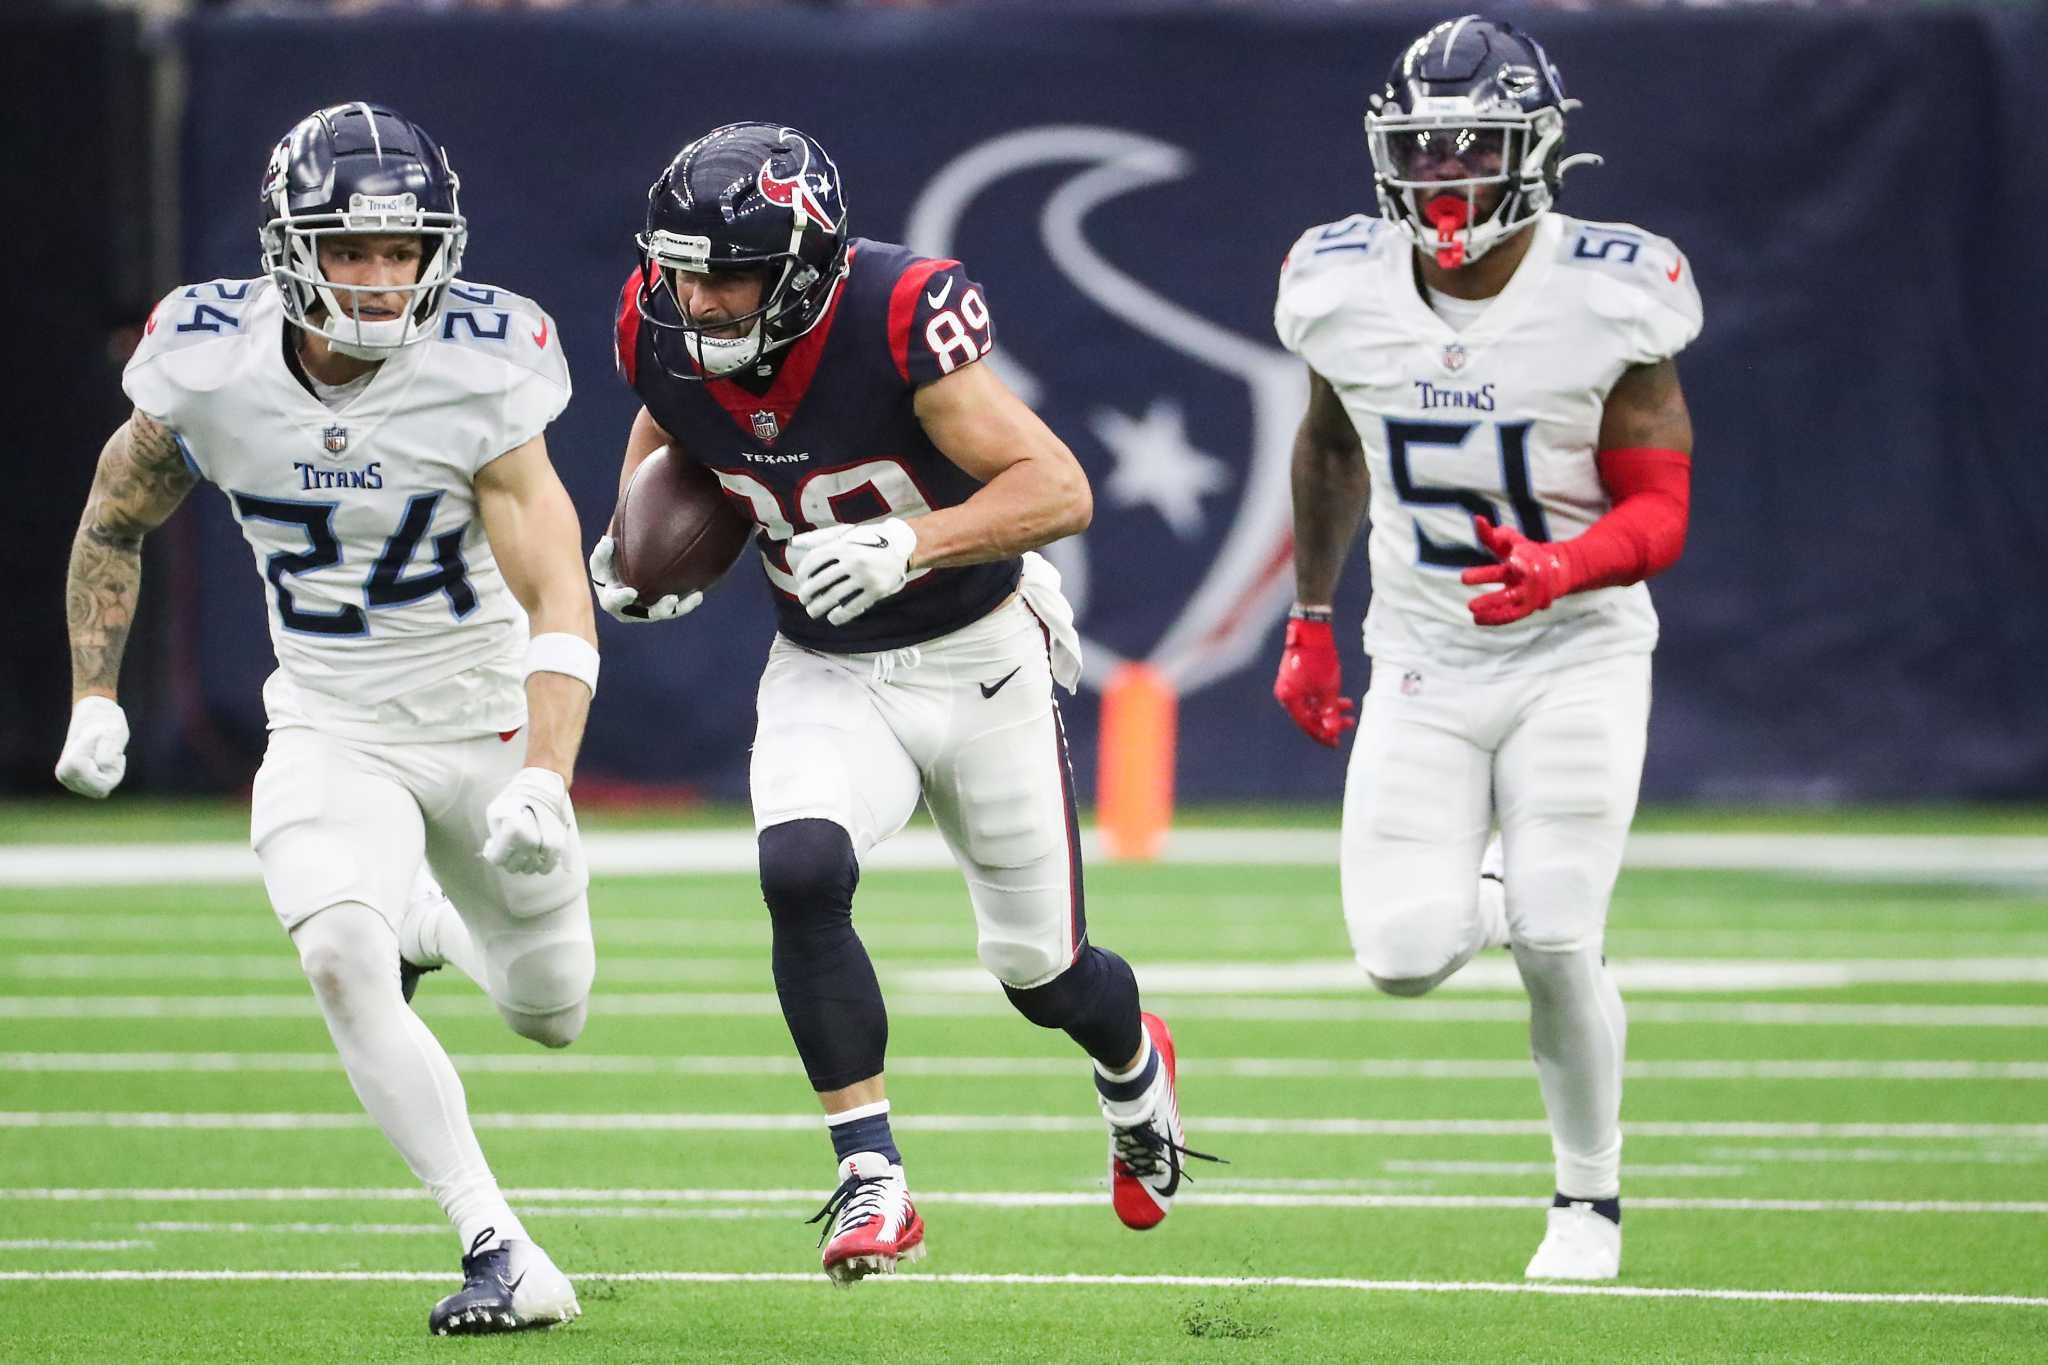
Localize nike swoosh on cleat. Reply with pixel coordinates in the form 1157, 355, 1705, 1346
925, 277, 953, 309
531, 317, 550, 348
505, 1271, 527, 1294
1666, 256, 1683, 283
979, 667, 1021, 699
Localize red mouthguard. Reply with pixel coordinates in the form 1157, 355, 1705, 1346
1424, 196, 1469, 269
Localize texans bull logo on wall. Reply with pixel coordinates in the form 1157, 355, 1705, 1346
905, 126, 1303, 702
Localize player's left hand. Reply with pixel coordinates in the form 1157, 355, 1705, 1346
1461, 516, 1575, 627
791, 518, 917, 626
482, 766, 576, 876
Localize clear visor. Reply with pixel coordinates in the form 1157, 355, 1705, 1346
1371, 120, 1524, 190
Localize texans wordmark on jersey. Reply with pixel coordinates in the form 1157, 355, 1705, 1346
618, 239, 1022, 654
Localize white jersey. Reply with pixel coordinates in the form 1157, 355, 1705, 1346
1275, 212, 1703, 678
123, 276, 570, 740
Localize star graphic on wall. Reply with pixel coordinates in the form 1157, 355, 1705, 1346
1090, 397, 1229, 540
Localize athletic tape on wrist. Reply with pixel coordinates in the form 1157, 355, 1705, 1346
526, 632, 600, 696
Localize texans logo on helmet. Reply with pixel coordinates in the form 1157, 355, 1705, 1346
757, 131, 839, 231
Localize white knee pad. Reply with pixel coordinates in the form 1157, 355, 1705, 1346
494, 931, 595, 1038
964, 860, 1076, 989
1350, 894, 1480, 997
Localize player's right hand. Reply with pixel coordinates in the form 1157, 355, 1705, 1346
588, 534, 702, 625
1273, 615, 1357, 748
55, 696, 130, 799
482, 766, 576, 876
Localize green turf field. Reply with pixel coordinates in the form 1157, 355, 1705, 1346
2, 805, 2045, 1362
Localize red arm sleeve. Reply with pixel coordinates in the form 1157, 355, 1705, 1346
1557, 446, 1692, 592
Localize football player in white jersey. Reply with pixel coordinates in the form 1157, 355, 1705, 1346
1271, 17, 1701, 1281
55, 104, 597, 1334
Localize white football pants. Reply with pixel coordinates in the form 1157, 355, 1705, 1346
251, 723, 595, 1035
750, 595, 1084, 989
252, 721, 595, 1254
1342, 650, 1650, 1198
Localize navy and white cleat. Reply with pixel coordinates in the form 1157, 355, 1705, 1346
428, 1229, 580, 1335
398, 872, 450, 1005
399, 956, 440, 1005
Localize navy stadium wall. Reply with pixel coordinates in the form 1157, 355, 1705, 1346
144, 6, 2048, 803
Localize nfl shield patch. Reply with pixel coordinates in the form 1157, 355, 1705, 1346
322, 425, 349, 455
1440, 343, 1468, 373
750, 410, 780, 442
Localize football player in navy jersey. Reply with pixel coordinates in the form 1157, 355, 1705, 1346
591, 122, 1215, 1284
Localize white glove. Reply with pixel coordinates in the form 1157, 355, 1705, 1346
482, 766, 576, 876
790, 518, 917, 626
588, 534, 702, 624
55, 696, 130, 799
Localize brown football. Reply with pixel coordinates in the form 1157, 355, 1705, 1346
611, 446, 753, 601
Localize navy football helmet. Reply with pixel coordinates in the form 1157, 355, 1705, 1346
635, 122, 849, 379
259, 102, 466, 357
1365, 16, 1599, 269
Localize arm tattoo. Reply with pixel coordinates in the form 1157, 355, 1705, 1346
1599, 358, 1694, 453
66, 411, 197, 698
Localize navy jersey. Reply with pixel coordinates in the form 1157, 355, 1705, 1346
617, 239, 1022, 653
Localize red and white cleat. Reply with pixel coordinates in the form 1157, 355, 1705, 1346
1101, 1012, 1222, 1230
809, 1151, 926, 1286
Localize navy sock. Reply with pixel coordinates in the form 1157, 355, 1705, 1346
827, 1104, 901, 1166
1093, 1046, 1160, 1107
1555, 1191, 1621, 1226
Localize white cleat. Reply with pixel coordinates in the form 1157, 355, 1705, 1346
429, 1232, 580, 1335
1524, 1201, 1622, 1281
397, 870, 451, 1003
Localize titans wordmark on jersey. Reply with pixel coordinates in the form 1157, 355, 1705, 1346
1274, 212, 1704, 678
618, 239, 1022, 654
123, 276, 570, 739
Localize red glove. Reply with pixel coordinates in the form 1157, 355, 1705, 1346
1273, 615, 1357, 747
1460, 516, 1576, 627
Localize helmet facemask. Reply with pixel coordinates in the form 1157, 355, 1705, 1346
1367, 101, 1573, 269
634, 220, 843, 383
263, 183, 465, 359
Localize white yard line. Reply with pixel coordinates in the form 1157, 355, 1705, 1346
0, 1240, 152, 1251
3, 1112, 2045, 1140
902, 959, 2048, 993
4, 830, 2044, 886
0, 1268, 2041, 1307
14, 954, 2048, 994
5, 1052, 2043, 1082
6, 995, 2048, 1027
8, 1178, 2039, 1211
97, 1194, 2048, 1216
1383, 1161, 1751, 1178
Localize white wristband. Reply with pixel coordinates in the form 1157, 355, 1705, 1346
526, 632, 600, 696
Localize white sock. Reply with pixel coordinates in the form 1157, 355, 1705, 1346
1512, 942, 1625, 1199
292, 903, 527, 1254
403, 869, 486, 990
